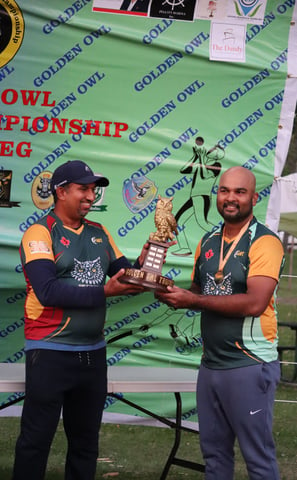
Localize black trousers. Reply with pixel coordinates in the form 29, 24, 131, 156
12, 348, 107, 480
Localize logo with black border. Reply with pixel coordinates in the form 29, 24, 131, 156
0, 169, 20, 207
0, 0, 25, 69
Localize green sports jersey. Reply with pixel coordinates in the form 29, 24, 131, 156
193, 217, 284, 369
20, 211, 125, 347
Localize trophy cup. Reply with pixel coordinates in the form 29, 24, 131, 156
120, 195, 178, 291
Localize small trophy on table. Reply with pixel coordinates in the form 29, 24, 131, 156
120, 195, 178, 291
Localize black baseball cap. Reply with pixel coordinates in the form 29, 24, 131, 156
51, 160, 109, 193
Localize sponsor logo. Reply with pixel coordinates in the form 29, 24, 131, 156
123, 176, 157, 213
28, 240, 51, 254
249, 409, 262, 415
90, 178, 108, 212
91, 237, 103, 244
0, 0, 25, 69
150, 0, 196, 21
0, 169, 20, 207
235, 0, 261, 17
31, 171, 53, 210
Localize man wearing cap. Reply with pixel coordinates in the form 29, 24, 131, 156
13, 160, 149, 480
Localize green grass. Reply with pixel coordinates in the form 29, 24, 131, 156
277, 249, 297, 383
0, 380, 296, 480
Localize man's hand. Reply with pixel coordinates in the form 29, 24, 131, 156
104, 269, 147, 297
155, 285, 196, 310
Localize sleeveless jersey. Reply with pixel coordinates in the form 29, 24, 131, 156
192, 217, 284, 369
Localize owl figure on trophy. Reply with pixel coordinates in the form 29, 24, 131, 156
120, 195, 178, 291
149, 195, 178, 243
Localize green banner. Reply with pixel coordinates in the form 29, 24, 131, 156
0, 0, 296, 419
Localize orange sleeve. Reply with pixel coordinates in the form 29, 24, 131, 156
21, 224, 55, 264
248, 235, 284, 280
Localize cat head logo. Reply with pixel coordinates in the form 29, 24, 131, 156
0, 0, 25, 69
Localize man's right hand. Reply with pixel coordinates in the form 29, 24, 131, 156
104, 269, 147, 297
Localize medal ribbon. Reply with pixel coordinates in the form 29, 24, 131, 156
216, 220, 250, 279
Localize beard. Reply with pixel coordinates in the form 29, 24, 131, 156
218, 201, 253, 224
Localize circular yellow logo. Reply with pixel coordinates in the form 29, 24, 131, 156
0, 0, 25, 69
31, 171, 54, 210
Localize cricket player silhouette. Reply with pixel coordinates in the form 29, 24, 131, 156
173, 136, 224, 256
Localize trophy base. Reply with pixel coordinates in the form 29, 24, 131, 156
120, 268, 174, 291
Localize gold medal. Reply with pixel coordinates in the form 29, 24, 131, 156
214, 270, 224, 284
